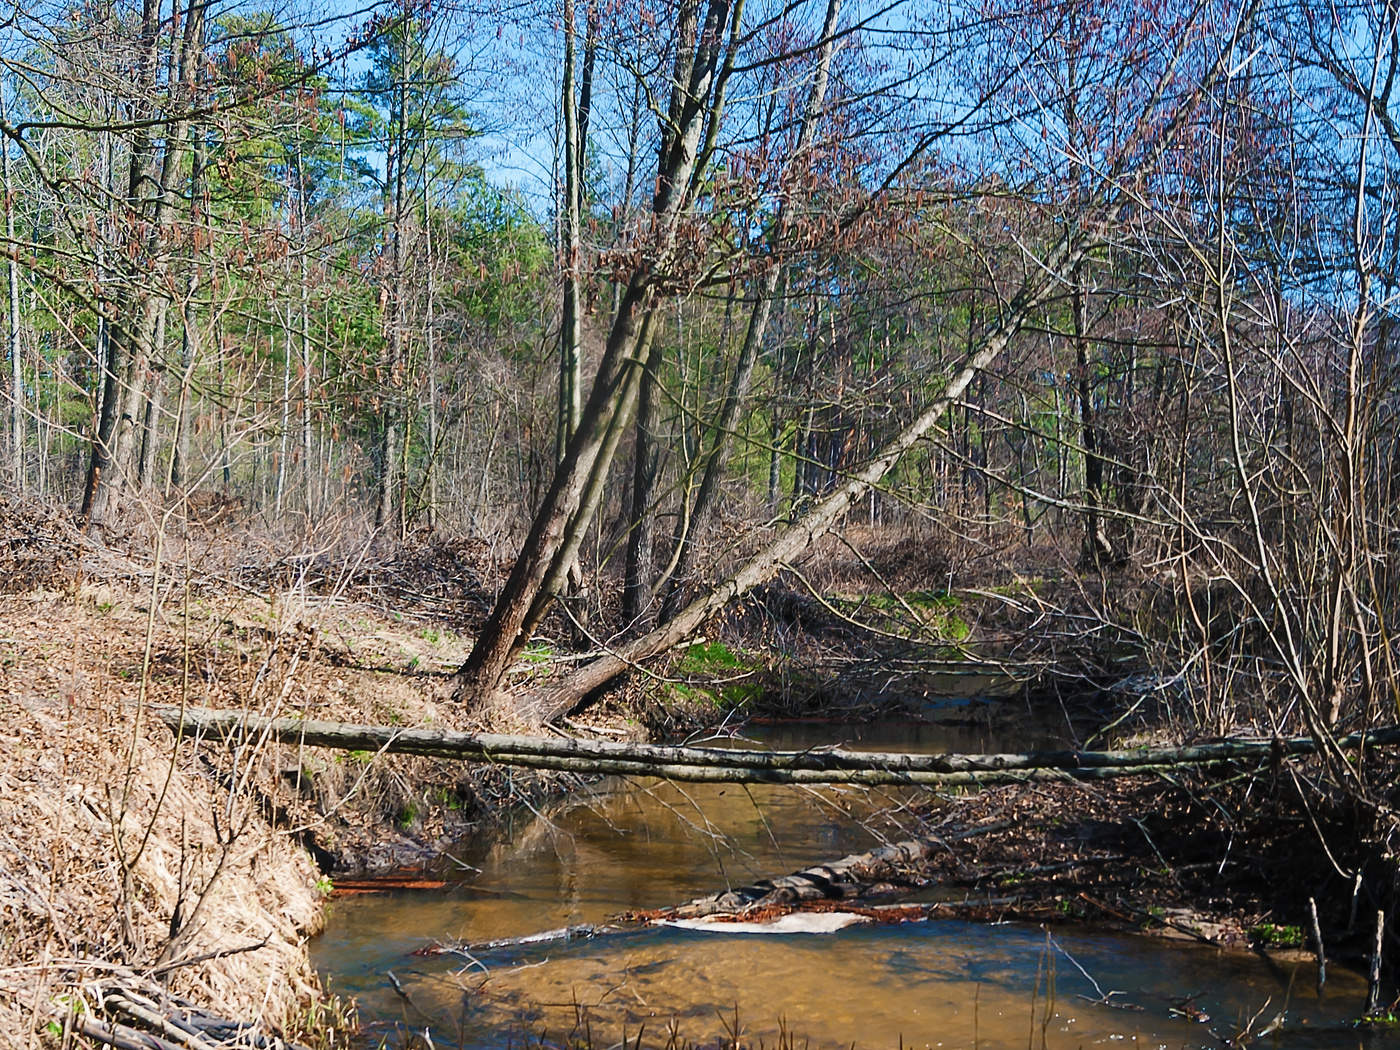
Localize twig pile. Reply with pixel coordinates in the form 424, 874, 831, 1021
73, 976, 314, 1050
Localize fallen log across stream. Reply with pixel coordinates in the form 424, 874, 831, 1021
644, 819, 1012, 919
156, 706, 1400, 787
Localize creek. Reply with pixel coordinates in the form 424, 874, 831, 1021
311, 707, 1394, 1049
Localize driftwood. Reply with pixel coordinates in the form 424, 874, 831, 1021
157, 706, 1400, 786
420, 823, 1024, 963
71, 978, 311, 1050
648, 820, 1012, 920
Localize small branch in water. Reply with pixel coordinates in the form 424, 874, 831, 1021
1045, 930, 1141, 1011
1368, 909, 1386, 1016
1308, 896, 1326, 995
387, 970, 434, 1023
414, 923, 615, 962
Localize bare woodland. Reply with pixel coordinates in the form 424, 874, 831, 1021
4, 0, 1400, 1007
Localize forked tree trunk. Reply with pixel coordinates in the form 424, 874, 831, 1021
531, 236, 1082, 721
659, 0, 840, 621
456, 0, 740, 705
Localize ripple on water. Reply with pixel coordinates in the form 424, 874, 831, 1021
311, 719, 1394, 1049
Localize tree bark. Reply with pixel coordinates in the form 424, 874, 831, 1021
455, 0, 740, 705
156, 705, 1400, 785
533, 236, 1082, 719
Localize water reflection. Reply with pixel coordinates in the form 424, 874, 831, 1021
311, 713, 1393, 1049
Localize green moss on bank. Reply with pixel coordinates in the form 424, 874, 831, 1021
669, 640, 765, 710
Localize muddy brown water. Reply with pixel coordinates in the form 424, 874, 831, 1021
312, 711, 1395, 1049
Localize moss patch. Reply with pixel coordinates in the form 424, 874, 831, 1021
1249, 922, 1304, 948
833, 589, 971, 642
669, 640, 765, 710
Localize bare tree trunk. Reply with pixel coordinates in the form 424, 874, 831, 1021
82, 293, 132, 527
82, 0, 161, 527
456, 0, 740, 705
556, 0, 588, 463
169, 118, 204, 498
420, 128, 437, 529
274, 322, 289, 518
622, 322, 669, 629
375, 17, 410, 537
2, 81, 22, 490
656, 0, 841, 618
82, 0, 202, 528
216, 317, 231, 493
767, 414, 782, 513
1072, 265, 1111, 565
300, 220, 313, 516
135, 304, 168, 492
524, 308, 660, 640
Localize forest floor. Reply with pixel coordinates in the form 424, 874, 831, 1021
0, 494, 1390, 1047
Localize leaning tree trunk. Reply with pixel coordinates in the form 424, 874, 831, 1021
455, 0, 739, 706
531, 235, 1084, 721
660, 0, 840, 621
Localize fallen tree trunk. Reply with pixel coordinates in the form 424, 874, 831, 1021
156, 706, 1400, 786
72, 977, 311, 1050
418, 823, 1026, 963
645, 820, 1011, 920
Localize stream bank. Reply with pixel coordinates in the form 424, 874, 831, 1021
2, 504, 1396, 1049
310, 718, 1397, 1050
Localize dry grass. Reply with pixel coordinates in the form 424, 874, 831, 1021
0, 490, 578, 1048
0, 684, 324, 1046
